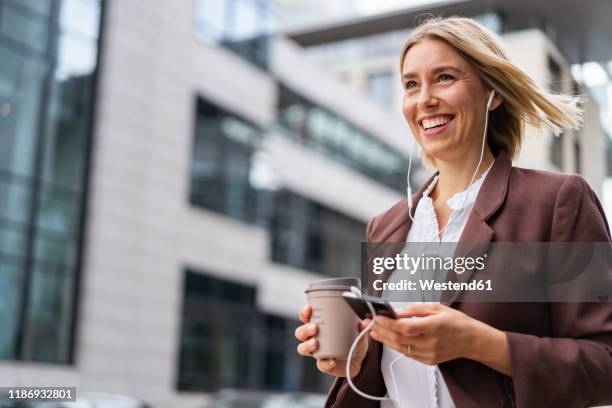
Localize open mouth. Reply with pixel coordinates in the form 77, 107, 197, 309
420, 115, 454, 136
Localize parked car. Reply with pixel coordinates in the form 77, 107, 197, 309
203, 389, 326, 408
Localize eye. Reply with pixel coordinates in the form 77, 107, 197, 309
437, 73, 455, 82
404, 80, 418, 90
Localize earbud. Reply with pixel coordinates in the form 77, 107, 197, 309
486, 89, 496, 110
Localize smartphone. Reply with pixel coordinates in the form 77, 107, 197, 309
342, 292, 398, 319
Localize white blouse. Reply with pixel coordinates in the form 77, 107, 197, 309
380, 164, 492, 408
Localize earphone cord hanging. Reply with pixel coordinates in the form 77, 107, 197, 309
345, 291, 402, 407
407, 90, 495, 240
414, 91, 494, 300
346, 92, 496, 405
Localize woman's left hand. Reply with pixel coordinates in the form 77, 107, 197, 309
370, 303, 511, 375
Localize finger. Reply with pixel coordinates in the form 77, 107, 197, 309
294, 323, 318, 341
397, 303, 443, 318
376, 315, 431, 336
297, 338, 318, 356
299, 305, 312, 324
317, 358, 337, 372
370, 325, 403, 349
359, 319, 372, 331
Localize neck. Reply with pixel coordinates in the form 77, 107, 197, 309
431, 148, 495, 204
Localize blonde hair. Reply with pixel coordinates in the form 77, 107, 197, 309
399, 17, 583, 164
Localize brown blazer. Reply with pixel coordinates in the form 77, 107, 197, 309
325, 150, 612, 408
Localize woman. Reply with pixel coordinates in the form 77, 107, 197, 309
294, 17, 612, 408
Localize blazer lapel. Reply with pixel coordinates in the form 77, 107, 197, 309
441, 151, 512, 306
367, 151, 512, 302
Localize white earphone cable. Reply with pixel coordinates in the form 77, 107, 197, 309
345, 288, 401, 407
346, 91, 496, 406
407, 90, 495, 241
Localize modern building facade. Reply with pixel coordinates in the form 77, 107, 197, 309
288, 1, 611, 197
2, 1, 610, 407
0, 0, 412, 406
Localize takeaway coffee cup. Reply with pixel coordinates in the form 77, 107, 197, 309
305, 277, 361, 360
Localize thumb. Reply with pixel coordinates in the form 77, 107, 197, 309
397, 303, 442, 318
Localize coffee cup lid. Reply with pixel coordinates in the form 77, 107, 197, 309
304, 277, 361, 293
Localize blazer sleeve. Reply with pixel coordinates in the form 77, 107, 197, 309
324, 217, 387, 408
504, 175, 612, 408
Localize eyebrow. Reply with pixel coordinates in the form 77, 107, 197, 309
401, 65, 465, 80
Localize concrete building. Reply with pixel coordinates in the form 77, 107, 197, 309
288, 0, 612, 197
2, 0, 610, 407
0, 0, 410, 406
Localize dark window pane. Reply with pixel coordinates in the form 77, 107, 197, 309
5, 0, 53, 17
0, 261, 24, 359
179, 271, 258, 391
22, 264, 75, 362
0, 174, 33, 224
0, 4, 49, 54
0, 0, 101, 365
33, 233, 78, 269
178, 270, 330, 392
0, 45, 46, 178
0, 221, 29, 259
36, 186, 80, 236
190, 98, 273, 226
272, 190, 365, 276
41, 70, 94, 191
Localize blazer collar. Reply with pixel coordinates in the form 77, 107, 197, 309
369, 150, 513, 304
374, 150, 511, 244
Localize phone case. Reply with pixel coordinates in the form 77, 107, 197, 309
342, 294, 397, 319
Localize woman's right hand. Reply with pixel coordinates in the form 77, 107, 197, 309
295, 304, 370, 378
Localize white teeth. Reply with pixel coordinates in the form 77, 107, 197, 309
422, 116, 452, 130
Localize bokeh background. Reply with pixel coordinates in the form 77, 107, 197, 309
0, 0, 611, 407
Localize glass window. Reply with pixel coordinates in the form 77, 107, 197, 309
22, 264, 75, 362
272, 191, 365, 277
0, 0, 102, 364
277, 85, 407, 192
0, 46, 46, 178
195, 0, 226, 41
178, 270, 329, 392
0, 3, 49, 54
41, 67, 95, 190
231, 0, 259, 41
56, 34, 98, 80
366, 71, 393, 108
59, 0, 101, 39
0, 175, 32, 224
194, 0, 271, 69
0, 261, 24, 359
190, 98, 274, 226
5, 0, 53, 17
0, 221, 29, 260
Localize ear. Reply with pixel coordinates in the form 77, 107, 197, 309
489, 93, 503, 111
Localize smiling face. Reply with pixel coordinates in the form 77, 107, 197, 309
401, 37, 497, 164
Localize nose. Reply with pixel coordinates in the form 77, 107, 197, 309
416, 85, 438, 109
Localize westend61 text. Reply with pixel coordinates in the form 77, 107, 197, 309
373, 279, 493, 292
